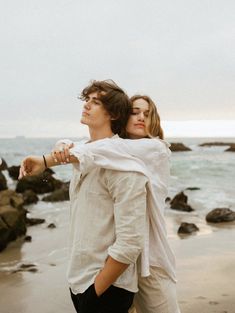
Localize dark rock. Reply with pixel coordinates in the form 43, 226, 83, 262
178, 222, 199, 234
0, 158, 8, 171
42, 183, 69, 202
23, 190, 39, 205
200, 142, 234, 147
170, 191, 194, 212
16, 170, 63, 194
169, 143, 191, 152
225, 144, 235, 152
0, 189, 25, 211
0, 205, 27, 251
0, 218, 10, 251
0, 190, 27, 251
8, 165, 20, 180
185, 187, 201, 191
26, 217, 45, 226
0, 172, 7, 191
0, 190, 24, 210
13, 263, 38, 273
206, 208, 235, 223
24, 235, 32, 242
47, 223, 56, 229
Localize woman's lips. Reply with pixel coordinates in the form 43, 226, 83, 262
134, 123, 145, 128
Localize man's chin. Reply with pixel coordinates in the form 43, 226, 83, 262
80, 118, 88, 125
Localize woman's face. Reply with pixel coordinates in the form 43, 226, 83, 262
126, 98, 149, 139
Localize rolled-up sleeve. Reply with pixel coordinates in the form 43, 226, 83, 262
106, 170, 148, 264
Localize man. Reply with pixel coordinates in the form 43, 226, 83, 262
19, 80, 148, 313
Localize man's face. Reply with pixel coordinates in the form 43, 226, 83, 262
80, 92, 112, 129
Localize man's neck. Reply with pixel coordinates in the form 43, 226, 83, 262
89, 128, 114, 142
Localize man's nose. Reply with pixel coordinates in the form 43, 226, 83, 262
83, 101, 91, 110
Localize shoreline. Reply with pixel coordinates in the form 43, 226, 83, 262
0, 208, 235, 313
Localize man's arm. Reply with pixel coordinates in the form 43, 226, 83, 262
94, 171, 148, 296
94, 256, 129, 296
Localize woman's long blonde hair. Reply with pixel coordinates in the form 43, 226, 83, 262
130, 95, 164, 139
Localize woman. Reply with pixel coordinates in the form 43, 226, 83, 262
52, 95, 181, 313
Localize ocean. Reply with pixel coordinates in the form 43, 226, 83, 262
1, 136, 234, 237
1, 136, 234, 211
0, 137, 235, 313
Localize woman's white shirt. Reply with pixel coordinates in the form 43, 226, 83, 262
57, 136, 176, 282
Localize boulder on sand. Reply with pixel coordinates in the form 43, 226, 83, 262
0, 190, 27, 251
178, 222, 199, 234
170, 191, 194, 212
206, 208, 235, 223
26, 217, 45, 226
0, 172, 7, 191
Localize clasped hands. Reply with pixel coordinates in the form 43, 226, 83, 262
18, 142, 73, 179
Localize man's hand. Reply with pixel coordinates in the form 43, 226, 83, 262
51, 142, 74, 164
94, 256, 129, 296
18, 156, 45, 179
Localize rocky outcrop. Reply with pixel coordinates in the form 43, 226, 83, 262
42, 183, 69, 202
47, 223, 56, 229
16, 170, 63, 194
0, 158, 8, 171
22, 190, 39, 205
206, 208, 235, 223
0, 172, 7, 191
200, 142, 234, 147
225, 144, 235, 152
0, 190, 27, 251
170, 192, 194, 212
178, 222, 199, 234
7, 165, 20, 180
169, 143, 191, 152
0, 189, 24, 208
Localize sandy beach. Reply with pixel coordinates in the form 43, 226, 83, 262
0, 203, 234, 313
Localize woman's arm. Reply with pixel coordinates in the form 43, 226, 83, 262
52, 137, 170, 177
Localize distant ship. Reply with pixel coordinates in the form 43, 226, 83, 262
15, 135, 25, 139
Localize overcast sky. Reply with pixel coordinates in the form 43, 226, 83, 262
0, 0, 234, 137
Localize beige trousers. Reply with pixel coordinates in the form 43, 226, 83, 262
129, 266, 181, 313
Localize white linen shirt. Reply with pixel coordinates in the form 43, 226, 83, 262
67, 158, 148, 294
59, 136, 176, 282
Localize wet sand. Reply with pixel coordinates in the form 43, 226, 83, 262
0, 205, 235, 313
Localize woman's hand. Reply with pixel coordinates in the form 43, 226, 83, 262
18, 156, 45, 179
51, 142, 74, 164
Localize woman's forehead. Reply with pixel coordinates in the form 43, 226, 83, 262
132, 98, 149, 110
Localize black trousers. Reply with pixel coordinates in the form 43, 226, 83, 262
70, 284, 134, 313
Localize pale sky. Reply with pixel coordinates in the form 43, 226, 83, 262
0, 0, 234, 138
